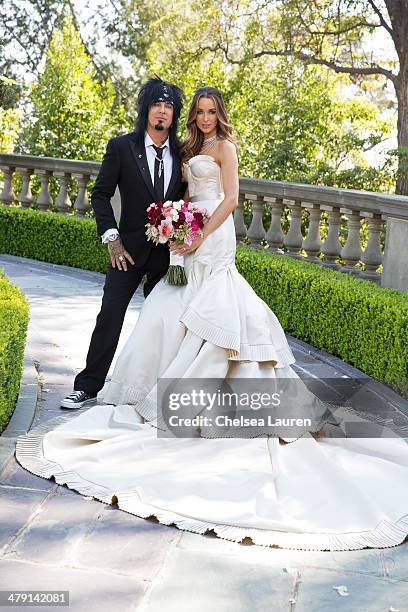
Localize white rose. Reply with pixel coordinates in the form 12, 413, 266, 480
163, 200, 172, 207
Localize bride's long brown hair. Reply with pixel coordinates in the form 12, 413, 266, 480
180, 86, 236, 163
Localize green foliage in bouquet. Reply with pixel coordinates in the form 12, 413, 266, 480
165, 265, 188, 286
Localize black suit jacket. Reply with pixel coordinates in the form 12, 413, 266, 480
91, 131, 186, 267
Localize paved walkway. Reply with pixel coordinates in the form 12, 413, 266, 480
0, 254, 407, 612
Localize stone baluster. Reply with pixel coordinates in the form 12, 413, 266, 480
265, 197, 284, 253
246, 195, 265, 247
18, 168, 34, 208
55, 172, 72, 214
234, 193, 247, 240
283, 199, 303, 258
302, 203, 322, 263
360, 214, 383, 283
340, 209, 362, 275
36, 170, 53, 211
0, 166, 16, 205
73, 174, 90, 216
320, 206, 342, 269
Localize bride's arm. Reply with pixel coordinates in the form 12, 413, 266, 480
201, 140, 239, 240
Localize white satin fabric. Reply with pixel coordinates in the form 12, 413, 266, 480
16, 154, 408, 551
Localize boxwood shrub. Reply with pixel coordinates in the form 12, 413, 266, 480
236, 246, 408, 394
0, 269, 29, 432
0, 205, 109, 272
1, 204, 407, 394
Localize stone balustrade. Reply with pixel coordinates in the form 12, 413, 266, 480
0, 154, 99, 216
1, 153, 408, 291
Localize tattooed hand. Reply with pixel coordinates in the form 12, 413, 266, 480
108, 236, 135, 271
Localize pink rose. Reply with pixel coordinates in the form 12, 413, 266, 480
158, 219, 173, 238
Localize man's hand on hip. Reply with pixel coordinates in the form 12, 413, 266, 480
108, 236, 135, 271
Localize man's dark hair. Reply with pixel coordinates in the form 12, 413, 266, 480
134, 75, 183, 152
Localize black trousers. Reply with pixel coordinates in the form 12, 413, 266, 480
74, 247, 168, 395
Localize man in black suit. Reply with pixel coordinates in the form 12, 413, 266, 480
61, 76, 185, 409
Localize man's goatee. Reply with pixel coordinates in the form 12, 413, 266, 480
155, 122, 165, 131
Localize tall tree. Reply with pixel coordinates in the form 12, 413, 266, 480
271, 1, 407, 193
194, 0, 405, 193
0, 75, 22, 152
136, 0, 402, 190
0, 0, 105, 80
19, 14, 128, 160
130, 0, 393, 189
0, 0, 65, 77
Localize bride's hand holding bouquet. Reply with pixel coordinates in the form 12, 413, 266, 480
145, 199, 209, 285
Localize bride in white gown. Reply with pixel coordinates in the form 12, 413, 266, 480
16, 87, 408, 552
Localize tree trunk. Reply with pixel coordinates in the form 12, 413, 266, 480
386, 1, 408, 194
395, 75, 408, 195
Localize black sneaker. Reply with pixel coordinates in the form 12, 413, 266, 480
61, 390, 97, 409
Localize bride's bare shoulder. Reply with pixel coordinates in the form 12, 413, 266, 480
218, 138, 236, 152
218, 139, 238, 168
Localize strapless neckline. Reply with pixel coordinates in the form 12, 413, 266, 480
188, 154, 220, 168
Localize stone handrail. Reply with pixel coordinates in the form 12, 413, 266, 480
1, 153, 407, 291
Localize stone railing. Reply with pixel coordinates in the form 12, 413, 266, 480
1, 153, 408, 291
0, 154, 99, 216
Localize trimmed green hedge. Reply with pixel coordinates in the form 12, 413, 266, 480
1, 204, 407, 394
0, 269, 29, 433
0, 205, 109, 272
236, 247, 408, 394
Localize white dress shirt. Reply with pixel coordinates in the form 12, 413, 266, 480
101, 132, 173, 243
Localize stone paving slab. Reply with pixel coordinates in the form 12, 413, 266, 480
2, 358, 38, 438
138, 546, 295, 612
6, 485, 180, 582
0, 437, 18, 475
0, 486, 51, 551
1, 254, 408, 611
4, 487, 107, 566
73, 509, 180, 581
0, 559, 148, 612
176, 530, 393, 577
0, 456, 55, 492
295, 567, 408, 611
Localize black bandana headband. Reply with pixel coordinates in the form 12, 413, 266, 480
135, 76, 183, 137
154, 83, 175, 105
139, 78, 181, 108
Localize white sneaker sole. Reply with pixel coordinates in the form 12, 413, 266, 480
60, 397, 97, 409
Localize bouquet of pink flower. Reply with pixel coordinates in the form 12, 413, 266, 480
145, 199, 209, 285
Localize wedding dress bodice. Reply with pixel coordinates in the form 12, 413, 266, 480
185, 155, 224, 201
